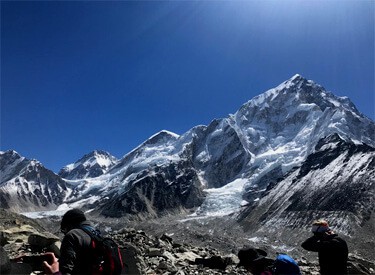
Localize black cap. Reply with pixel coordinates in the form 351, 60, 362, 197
61, 209, 86, 230
237, 247, 267, 267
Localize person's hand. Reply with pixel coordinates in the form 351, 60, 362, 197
43, 252, 59, 274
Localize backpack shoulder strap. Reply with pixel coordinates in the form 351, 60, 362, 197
80, 225, 103, 242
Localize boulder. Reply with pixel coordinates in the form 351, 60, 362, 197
28, 232, 59, 249
194, 255, 228, 270
121, 242, 144, 275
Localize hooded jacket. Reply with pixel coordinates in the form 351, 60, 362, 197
59, 221, 93, 275
302, 233, 348, 275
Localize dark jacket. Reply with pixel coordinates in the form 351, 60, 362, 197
301, 233, 348, 275
59, 221, 93, 275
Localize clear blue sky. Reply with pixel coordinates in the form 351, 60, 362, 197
1, 1, 374, 172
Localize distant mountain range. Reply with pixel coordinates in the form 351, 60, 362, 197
1, 75, 374, 236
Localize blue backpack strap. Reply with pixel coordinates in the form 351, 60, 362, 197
80, 225, 102, 240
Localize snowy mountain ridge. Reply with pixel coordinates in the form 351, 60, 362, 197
0, 150, 68, 212
1, 74, 374, 219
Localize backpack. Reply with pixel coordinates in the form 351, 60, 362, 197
80, 225, 124, 275
273, 254, 301, 275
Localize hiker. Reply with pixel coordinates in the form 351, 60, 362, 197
237, 246, 300, 275
301, 219, 348, 275
44, 208, 123, 275
44, 209, 92, 275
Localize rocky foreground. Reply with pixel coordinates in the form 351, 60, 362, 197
1, 210, 374, 275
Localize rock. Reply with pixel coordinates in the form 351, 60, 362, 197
172, 242, 183, 248
0, 232, 10, 246
175, 251, 201, 263
178, 247, 189, 253
160, 233, 173, 243
223, 253, 238, 266
28, 232, 59, 249
148, 248, 163, 257
157, 261, 169, 270
1, 224, 37, 244
162, 251, 176, 263
347, 254, 375, 275
194, 255, 228, 270
45, 243, 61, 258
298, 257, 309, 266
121, 242, 144, 275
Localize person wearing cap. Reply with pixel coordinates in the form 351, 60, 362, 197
237, 247, 274, 275
44, 209, 93, 275
301, 219, 348, 275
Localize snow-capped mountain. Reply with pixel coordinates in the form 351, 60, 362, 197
184, 74, 374, 216
238, 133, 375, 247
87, 74, 374, 217
2, 75, 374, 219
59, 150, 118, 180
0, 150, 69, 212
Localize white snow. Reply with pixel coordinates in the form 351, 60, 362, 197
193, 178, 248, 217
0, 154, 26, 184
148, 130, 180, 140
21, 204, 72, 219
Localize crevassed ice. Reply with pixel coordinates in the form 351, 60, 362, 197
194, 178, 248, 217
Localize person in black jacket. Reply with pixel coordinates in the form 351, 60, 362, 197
45, 209, 93, 275
301, 219, 348, 275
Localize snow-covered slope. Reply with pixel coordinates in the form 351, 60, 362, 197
239, 133, 375, 246
59, 150, 118, 180
0, 150, 70, 212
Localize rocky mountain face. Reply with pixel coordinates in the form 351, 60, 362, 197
1, 75, 374, 221
230, 74, 374, 192
0, 151, 69, 212
241, 133, 374, 226
100, 160, 205, 217
58, 150, 118, 180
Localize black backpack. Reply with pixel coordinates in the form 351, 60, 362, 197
80, 226, 124, 275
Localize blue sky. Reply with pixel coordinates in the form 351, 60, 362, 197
1, 1, 374, 172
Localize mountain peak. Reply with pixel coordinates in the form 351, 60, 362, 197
59, 150, 118, 180
281, 73, 311, 89
144, 130, 180, 146
1, 150, 21, 158
289, 73, 304, 81
82, 150, 113, 160
151, 130, 180, 139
